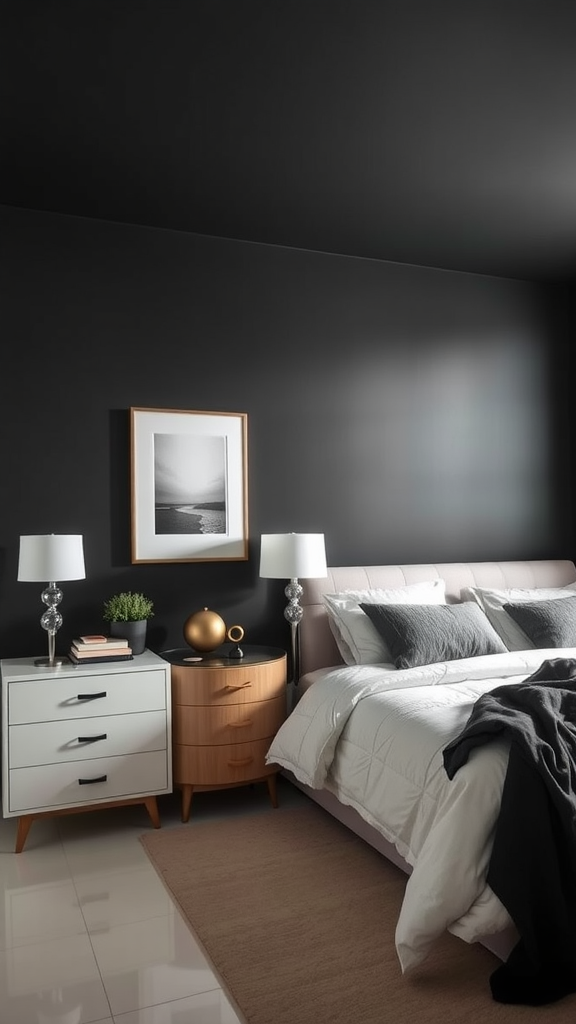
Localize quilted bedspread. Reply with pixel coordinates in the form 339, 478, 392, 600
265, 647, 576, 971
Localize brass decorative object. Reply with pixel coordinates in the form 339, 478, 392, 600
227, 624, 245, 659
183, 607, 227, 652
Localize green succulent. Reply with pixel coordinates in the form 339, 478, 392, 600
102, 591, 155, 622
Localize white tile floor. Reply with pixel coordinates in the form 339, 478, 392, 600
0, 778, 307, 1024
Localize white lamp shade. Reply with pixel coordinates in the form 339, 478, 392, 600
18, 535, 86, 582
259, 533, 327, 580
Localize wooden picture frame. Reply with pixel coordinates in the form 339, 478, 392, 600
130, 407, 248, 563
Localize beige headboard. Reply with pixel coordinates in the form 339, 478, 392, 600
299, 559, 576, 678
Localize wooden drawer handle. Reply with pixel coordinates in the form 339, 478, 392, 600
229, 719, 253, 728
78, 775, 107, 785
77, 733, 108, 743
227, 757, 253, 767
225, 681, 252, 690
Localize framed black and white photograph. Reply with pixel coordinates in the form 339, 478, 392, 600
130, 407, 248, 563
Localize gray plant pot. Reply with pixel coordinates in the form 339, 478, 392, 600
109, 619, 147, 655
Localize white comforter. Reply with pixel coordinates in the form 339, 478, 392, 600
266, 648, 576, 971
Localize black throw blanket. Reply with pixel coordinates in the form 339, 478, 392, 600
443, 657, 576, 1006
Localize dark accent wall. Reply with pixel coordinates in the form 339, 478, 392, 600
1, 206, 574, 659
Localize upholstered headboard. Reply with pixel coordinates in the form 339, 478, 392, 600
299, 559, 576, 678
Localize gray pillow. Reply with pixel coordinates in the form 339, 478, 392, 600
359, 601, 507, 670
503, 596, 576, 649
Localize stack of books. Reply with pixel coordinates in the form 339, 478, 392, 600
68, 635, 133, 665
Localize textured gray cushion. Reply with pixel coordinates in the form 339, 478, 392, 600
503, 596, 576, 649
359, 601, 507, 669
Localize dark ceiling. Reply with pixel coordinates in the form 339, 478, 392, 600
3, 1, 576, 280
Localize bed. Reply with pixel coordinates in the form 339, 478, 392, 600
266, 559, 576, 999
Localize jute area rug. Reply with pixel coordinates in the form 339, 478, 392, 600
140, 801, 575, 1024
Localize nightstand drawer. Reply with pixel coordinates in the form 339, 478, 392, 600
9, 710, 169, 768
8, 670, 168, 724
173, 736, 276, 785
171, 658, 286, 706
173, 695, 286, 746
9, 749, 169, 813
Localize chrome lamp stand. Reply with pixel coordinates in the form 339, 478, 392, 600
37, 581, 64, 667
283, 577, 304, 686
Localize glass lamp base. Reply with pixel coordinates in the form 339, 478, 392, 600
38, 615, 65, 668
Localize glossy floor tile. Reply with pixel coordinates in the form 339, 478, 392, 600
74, 865, 176, 933
0, 779, 306, 1023
0, 933, 111, 1023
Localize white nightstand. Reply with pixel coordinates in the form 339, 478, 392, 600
1, 650, 172, 852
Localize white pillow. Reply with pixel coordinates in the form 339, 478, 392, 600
461, 584, 576, 651
324, 579, 446, 665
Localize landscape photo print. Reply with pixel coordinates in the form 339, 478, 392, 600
130, 407, 248, 562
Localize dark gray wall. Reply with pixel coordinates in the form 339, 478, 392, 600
1, 205, 573, 659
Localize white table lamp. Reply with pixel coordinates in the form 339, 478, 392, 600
260, 532, 327, 684
18, 534, 86, 667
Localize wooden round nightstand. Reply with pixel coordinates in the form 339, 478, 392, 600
161, 645, 287, 821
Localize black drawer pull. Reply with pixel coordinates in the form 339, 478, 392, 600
76, 691, 107, 701
78, 775, 107, 785
77, 733, 107, 744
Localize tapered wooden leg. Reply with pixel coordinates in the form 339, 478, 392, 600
144, 796, 161, 829
15, 815, 34, 853
181, 784, 194, 822
266, 774, 278, 808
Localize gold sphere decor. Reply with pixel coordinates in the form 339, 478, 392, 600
183, 607, 227, 652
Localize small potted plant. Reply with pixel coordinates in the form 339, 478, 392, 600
102, 591, 154, 655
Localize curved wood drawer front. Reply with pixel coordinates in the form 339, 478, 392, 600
173, 694, 286, 746
173, 736, 277, 786
171, 656, 286, 706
